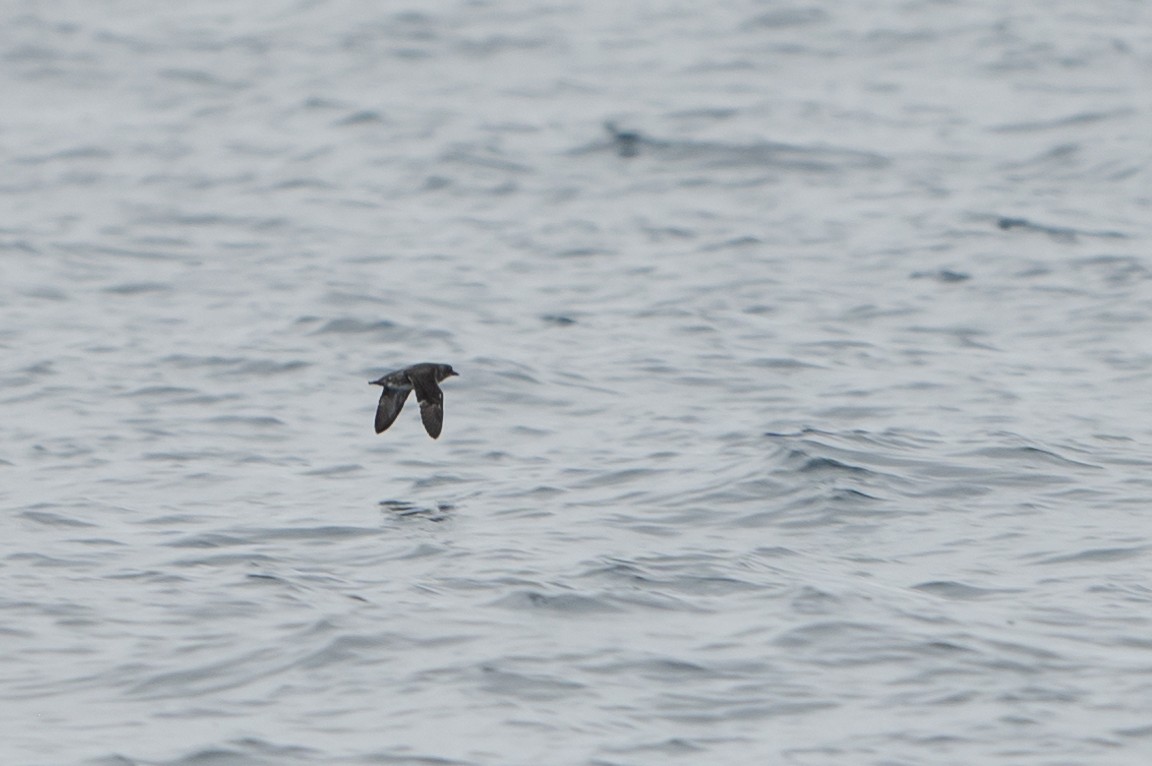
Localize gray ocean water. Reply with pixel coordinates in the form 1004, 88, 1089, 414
3, 2, 1151, 764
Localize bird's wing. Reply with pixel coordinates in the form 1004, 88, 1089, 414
375, 386, 412, 434
411, 377, 445, 439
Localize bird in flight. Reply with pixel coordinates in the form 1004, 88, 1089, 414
369, 363, 458, 439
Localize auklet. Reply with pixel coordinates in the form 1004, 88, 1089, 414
369, 363, 458, 439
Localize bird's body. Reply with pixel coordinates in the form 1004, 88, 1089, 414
369, 363, 458, 438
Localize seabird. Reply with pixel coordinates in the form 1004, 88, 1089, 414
369, 363, 458, 439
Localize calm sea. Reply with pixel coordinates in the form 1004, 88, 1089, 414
2, 2, 1151, 764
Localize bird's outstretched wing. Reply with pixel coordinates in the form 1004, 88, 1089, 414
375, 386, 412, 434
411, 376, 445, 439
